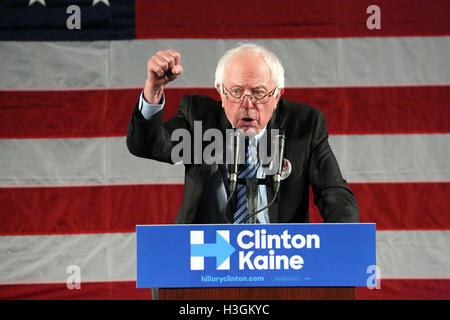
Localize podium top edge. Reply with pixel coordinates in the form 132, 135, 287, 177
136, 223, 376, 227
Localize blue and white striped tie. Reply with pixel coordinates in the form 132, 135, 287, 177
233, 139, 257, 224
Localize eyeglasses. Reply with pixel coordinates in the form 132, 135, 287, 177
222, 86, 277, 104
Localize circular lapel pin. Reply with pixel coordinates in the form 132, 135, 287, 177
280, 158, 292, 180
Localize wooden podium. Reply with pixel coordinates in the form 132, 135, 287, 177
159, 287, 355, 300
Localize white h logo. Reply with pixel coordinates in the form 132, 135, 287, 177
190, 230, 233, 270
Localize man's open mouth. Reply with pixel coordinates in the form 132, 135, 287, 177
242, 117, 255, 123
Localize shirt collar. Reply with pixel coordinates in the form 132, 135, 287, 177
232, 127, 267, 146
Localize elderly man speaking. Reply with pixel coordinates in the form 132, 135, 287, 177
126, 43, 359, 224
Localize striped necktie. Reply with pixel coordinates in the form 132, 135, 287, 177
233, 137, 257, 224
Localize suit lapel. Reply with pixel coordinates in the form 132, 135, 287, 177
266, 100, 283, 223
218, 104, 232, 132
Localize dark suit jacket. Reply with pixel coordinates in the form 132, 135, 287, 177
126, 94, 359, 224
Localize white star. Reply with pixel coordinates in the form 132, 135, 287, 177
28, 0, 46, 6
92, 0, 110, 6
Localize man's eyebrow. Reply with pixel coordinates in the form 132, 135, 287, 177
228, 84, 268, 90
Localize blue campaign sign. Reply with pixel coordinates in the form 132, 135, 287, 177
136, 223, 376, 288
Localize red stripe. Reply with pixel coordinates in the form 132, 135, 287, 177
0, 88, 141, 139
0, 184, 182, 235
1, 86, 448, 139
0, 182, 448, 235
356, 279, 450, 300
284, 86, 450, 135
0, 279, 448, 300
0, 281, 152, 300
135, 0, 450, 39
310, 182, 450, 229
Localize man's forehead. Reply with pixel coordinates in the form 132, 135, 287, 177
227, 53, 268, 71
225, 53, 273, 87
225, 74, 273, 89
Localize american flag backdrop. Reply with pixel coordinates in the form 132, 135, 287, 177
0, 0, 449, 300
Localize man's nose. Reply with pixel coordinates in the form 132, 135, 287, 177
241, 94, 254, 108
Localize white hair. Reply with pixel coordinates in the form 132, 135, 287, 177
214, 43, 285, 94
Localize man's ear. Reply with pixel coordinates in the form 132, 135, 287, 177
216, 84, 225, 107
276, 88, 284, 99
273, 88, 284, 108
216, 84, 222, 96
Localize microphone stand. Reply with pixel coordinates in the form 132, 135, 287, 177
245, 177, 259, 224
242, 130, 285, 224
220, 129, 241, 224
242, 177, 280, 224
220, 191, 234, 224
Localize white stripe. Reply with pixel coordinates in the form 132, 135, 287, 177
0, 232, 137, 284
0, 134, 448, 186
0, 137, 184, 186
0, 230, 447, 284
329, 134, 450, 183
0, 37, 449, 89
377, 230, 450, 279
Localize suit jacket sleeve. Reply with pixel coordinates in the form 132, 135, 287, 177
126, 95, 191, 164
308, 111, 360, 222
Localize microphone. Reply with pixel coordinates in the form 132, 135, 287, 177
273, 130, 285, 194
229, 129, 241, 193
